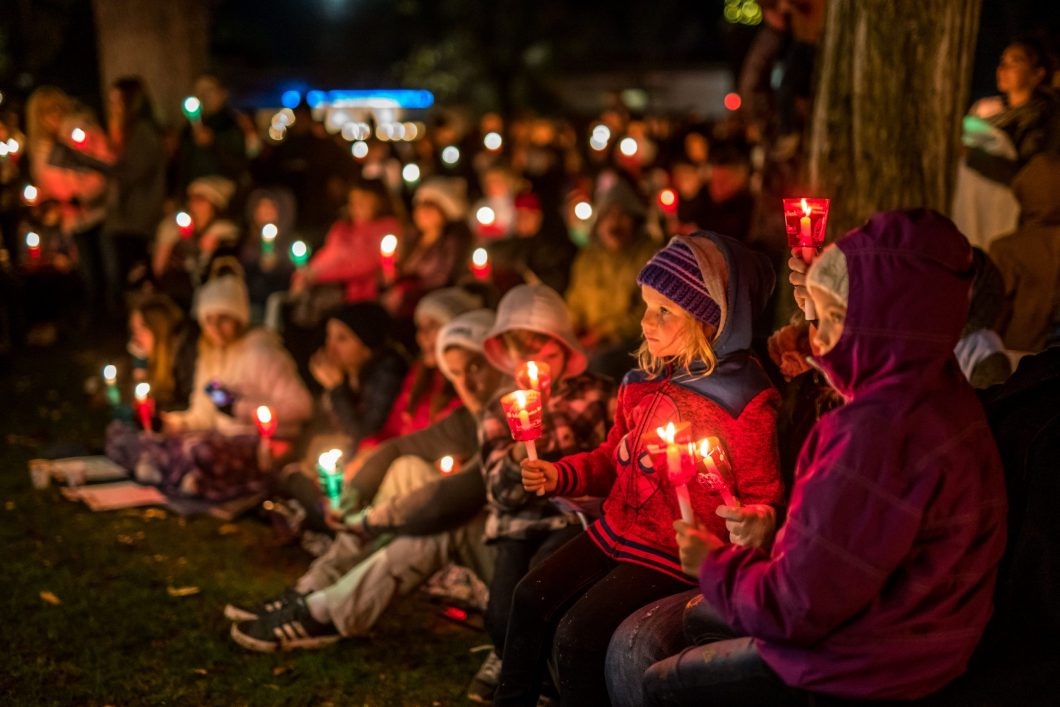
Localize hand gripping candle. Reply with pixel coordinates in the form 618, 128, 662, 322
696, 436, 739, 507
649, 422, 696, 524
500, 389, 543, 461
782, 197, 830, 321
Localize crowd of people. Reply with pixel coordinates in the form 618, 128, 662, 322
1, 17, 1058, 706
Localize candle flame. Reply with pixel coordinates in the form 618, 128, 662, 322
380, 233, 398, 256
261, 223, 278, 241
801, 198, 811, 217
256, 405, 273, 425
439, 455, 454, 473
134, 382, 151, 401
656, 422, 677, 444
515, 390, 527, 408
526, 361, 538, 386
103, 364, 117, 382
697, 438, 712, 458
472, 247, 488, 267
318, 448, 343, 473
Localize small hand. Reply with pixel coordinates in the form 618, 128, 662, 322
674, 519, 725, 577
788, 249, 811, 314
309, 349, 344, 389
715, 504, 777, 550
521, 458, 558, 496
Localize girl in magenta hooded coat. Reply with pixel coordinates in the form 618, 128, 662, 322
619, 210, 1008, 705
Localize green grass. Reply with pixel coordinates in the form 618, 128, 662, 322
0, 338, 485, 706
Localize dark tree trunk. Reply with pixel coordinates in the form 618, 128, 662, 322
91, 0, 210, 128
807, 0, 981, 238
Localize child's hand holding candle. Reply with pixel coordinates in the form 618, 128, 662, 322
782, 197, 830, 321
648, 422, 696, 524
501, 389, 545, 492
695, 436, 739, 507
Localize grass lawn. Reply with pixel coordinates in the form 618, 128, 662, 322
0, 335, 486, 706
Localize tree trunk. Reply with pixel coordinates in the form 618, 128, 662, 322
91, 0, 210, 128
807, 0, 981, 239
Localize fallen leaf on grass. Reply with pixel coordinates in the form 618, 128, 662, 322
142, 508, 168, 520
152, 554, 168, 563
272, 665, 292, 677
4, 501, 14, 511
217, 523, 240, 536
166, 585, 201, 597
191, 668, 208, 676
40, 590, 62, 605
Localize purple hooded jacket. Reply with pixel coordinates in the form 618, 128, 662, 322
698, 210, 1008, 699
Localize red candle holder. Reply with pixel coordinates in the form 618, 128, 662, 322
782, 197, 830, 320
436, 455, 459, 475
380, 234, 398, 282
134, 382, 155, 432
695, 436, 738, 507
646, 422, 696, 486
255, 405, 277, 438
500, 389, 543, 443
514, 361, 552, 406
469, 247, 491, 281
657, 188, 678, 216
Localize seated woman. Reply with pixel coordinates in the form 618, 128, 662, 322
606, 210, 1007, 706
106, 264, 313, 501
126, 293, 198, 412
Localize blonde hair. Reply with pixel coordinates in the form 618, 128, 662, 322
635, 309, 718, 378
25, 87, 72, 146
133, 296, 185, 405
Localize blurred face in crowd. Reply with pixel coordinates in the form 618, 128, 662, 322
684, 133, 709, 164
707, 163, 750, 203
202, 313, 243, 348
442, 348, 501, 414
252, 198, 280, 229
415, 316, 444, 368
996, 44, 1046, 99
672, 163, 703, 199
129, 310, 155, 357
482, 169, 513, 198
808, 285, 847, 356
641, 285, 693, 359
413, 200, 447, 235
348, 188, 381, 225
193, 76, 227, 116
503, 330, 568, 382
326, 319, 372, 373
187, 193, 216, 229
596, 204, 635, 251
514, 206, 543, 237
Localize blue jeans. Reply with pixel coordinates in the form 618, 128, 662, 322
607, 592, 805, 706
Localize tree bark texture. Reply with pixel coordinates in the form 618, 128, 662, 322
91, 0, 209, 127
807, 0, 981, 239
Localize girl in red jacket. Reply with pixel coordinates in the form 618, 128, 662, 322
494, 232, 785, 706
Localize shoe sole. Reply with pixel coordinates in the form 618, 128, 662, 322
223, 604, 258, 622
229, 622, 342, 653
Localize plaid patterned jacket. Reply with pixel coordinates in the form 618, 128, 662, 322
480, 371, 614, 541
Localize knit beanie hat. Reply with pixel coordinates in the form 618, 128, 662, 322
413, 177, 468, 222
195, 274, 250, 326
637, 238, 723, 327
435, 309, 496, 381
328, 301, 392, 351
414, 287, 483, 326
483, 284, 587, 377
806, 244, 849, 307
187, 176, 236, 211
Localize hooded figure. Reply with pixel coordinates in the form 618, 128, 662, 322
989, 153, 1060, 352
696, 210, 1007, 700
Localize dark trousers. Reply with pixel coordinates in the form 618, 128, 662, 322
486, 525, 583, 655
494, 531, 690, 706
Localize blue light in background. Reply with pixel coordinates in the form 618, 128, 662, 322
281, 90, 302, 108
305, 90, 327, 108
326, 89, 434, 109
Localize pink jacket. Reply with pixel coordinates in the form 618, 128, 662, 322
307, 216, 401, 302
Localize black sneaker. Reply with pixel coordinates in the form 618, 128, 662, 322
230, 597, 341, 652
223, 587, 304, 622
467, 650, 502, 704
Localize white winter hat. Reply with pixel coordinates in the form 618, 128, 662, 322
435, 309, 496, 381
195, 274, 250, 326
414, 287, 483, 326
413, 177, 468, 222
187, 176, 236, 211
483, 284, 587, 378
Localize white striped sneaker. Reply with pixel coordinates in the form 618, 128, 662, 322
223, 587, 304, 622
229, 598, 341, 652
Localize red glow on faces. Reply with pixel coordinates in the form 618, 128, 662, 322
723, 93, 742, 111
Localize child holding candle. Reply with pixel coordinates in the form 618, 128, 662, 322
496, 233, 784, 706
609, 210, 1007, 705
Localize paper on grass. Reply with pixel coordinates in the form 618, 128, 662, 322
28, 456, 129, 485
66, 481, 167, 511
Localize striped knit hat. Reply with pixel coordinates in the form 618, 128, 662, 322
636, 239, 722, 326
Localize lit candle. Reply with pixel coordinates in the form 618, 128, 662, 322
782, 197, 831, 323
134, 382, 154, 432
657, 188, 678, 216
515, 360, 552, 406
182, 96, 202, 123
260, 223, 278, 256
470, 247, 491, 281
175, 211, 194, 239
289, 240, 310, 269
696, 437, 739, 507
379, 233, 398, 281
25, 231, 41, 263
102, 364, 121, 406
317, 448, 344, 509
70, 127, 87, 147
255, 405, 276, 469
501, 389, 543, 464
437, 455, 456, 474
654, 422, 695, 524
22, 184, 38, 205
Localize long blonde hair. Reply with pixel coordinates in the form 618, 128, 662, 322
133, 295, 185, 405
25, 86, 72, 146
635, 308, 718, 379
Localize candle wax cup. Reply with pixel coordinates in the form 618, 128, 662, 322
323, 471, 343, 509
648, 443, 697, 486
782, 198, 830, 250
500, 390, 543, 442
105, 384, 121, 406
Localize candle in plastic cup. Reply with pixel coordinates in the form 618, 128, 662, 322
514, 361, 552, 405
470, 247, 491, 281
317, 448, 344, 509
650, 422, 696, 524
781, 197, 830, 321
255, 405, 276, 438
103, 364, 121, 406
134, 382, 154, 432
380, 233, 398, 280
182, 96, 202, 122
175, 211, 194, 238
696, 437, 739, 507
500, 389, 543, 443
260, 223, 278, 256
289, 240, 310, 268
437, 455, 456, 474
